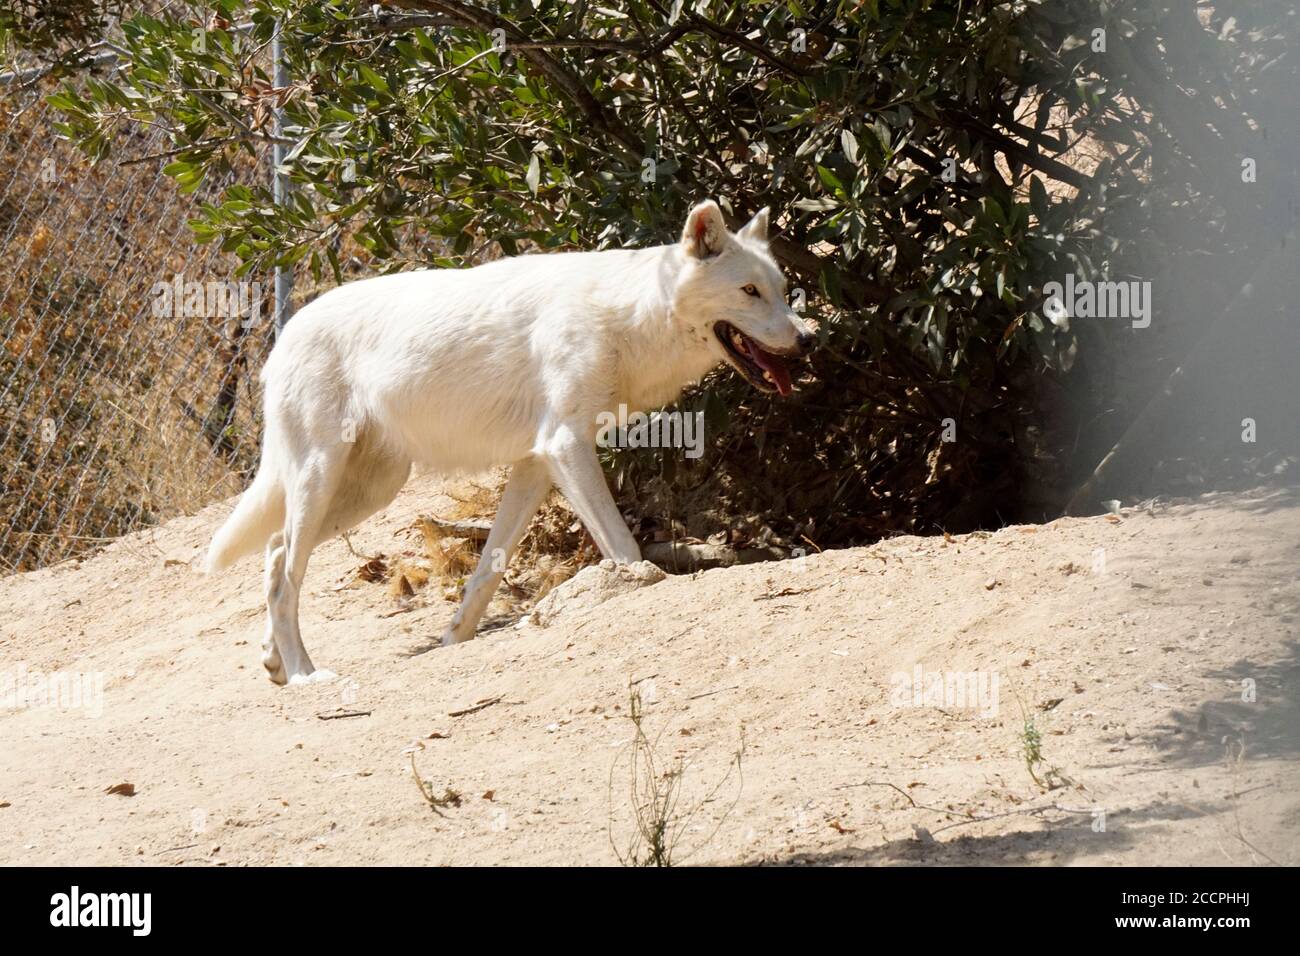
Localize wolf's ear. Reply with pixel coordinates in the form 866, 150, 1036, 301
737, 207, 769, 243
681, 200, 728, 259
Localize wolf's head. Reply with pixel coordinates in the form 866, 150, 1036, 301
673, 199, 816, 397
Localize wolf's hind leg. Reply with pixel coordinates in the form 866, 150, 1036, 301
262, 532, 288, 684
265, 447, 349, 684
441, 456, 551, 646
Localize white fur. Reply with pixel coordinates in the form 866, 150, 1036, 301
204, 200, 812, 684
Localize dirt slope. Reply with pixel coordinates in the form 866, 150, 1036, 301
1, 477, 1297, 866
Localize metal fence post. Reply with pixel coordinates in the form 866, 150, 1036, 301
271, 20, 293, 333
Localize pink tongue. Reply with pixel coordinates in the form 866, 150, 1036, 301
747, 343, 793, 397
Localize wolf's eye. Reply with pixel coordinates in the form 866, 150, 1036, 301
742, 284, 761, 298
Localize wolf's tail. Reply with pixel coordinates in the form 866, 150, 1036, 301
204, 464, 285, 572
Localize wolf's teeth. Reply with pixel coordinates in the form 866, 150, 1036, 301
762, 370, 774, 383
730, 331, 745, 350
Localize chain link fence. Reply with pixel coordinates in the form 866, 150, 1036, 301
0, 77, 271, 573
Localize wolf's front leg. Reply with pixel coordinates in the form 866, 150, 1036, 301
541, 423, 641, 564
441, 456, 552, 646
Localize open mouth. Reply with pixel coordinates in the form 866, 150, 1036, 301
714, 321, 795, 397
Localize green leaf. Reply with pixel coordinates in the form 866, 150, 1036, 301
526, 154, 541, 195
357, 65, 389, 94
840, 128, 859, 166
816, 164, 844, 194
1029, 176, 1049, 223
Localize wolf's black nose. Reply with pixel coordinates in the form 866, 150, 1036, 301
796, 331, 816, 353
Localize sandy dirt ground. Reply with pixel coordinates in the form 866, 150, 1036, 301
1, 476, 1297, 866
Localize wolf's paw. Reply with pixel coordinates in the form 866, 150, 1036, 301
262, 646, 286, 685
440, 626, 471, 648
286, 668, 338, 686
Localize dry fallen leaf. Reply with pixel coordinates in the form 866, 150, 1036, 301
28, 223, 51, 257
482, 790, 495, 801
105, 782, 136, 797
828, 819, 855, 834
356, 557, 388, 582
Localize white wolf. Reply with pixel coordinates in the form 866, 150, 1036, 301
204, 200, 815, 684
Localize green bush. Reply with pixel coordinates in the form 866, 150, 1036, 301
23, 0, 1300, 546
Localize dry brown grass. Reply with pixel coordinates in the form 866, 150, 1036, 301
371, 475, 596, 615
0, 78, 266, 572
